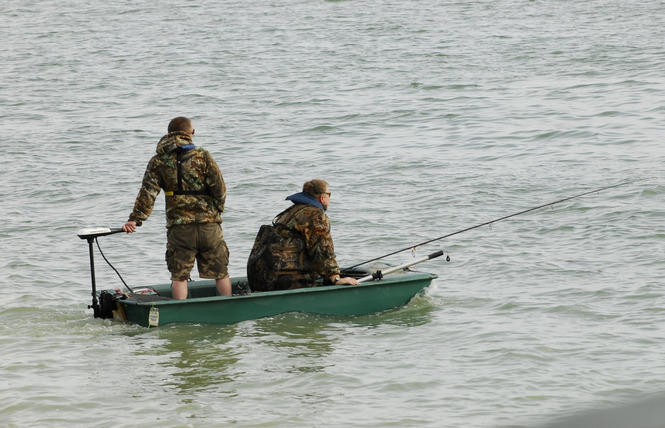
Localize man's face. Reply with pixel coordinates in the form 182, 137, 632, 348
320, 188, 331, 211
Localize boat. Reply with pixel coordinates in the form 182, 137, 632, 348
100, 269, 438, 327
78, 227, 444, 327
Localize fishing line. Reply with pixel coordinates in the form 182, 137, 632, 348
343, 180, 634, 271
94, 238, 133, 292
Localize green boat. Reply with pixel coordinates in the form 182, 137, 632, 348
78, 228, 443, 327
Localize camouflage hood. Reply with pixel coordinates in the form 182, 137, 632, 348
156, 131, 194, 155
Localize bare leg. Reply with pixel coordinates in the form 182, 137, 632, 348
172, 280, 188, 300
216, 277, 231, 296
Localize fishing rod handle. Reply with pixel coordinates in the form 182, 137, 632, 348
357, 249, 446, 283
428, 250, 444, 259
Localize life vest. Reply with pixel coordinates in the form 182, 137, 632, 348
163, 145, 210, 197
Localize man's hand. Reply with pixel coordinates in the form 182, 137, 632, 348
337, 276, 360, 286
122, 220, 137, 233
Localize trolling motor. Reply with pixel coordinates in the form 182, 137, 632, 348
77, 227, 124, 317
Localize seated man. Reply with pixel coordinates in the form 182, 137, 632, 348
247, 179, 360, 291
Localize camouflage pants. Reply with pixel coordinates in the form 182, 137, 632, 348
166, 223, 229, 281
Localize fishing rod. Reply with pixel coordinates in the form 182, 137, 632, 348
343, 181, 634, 271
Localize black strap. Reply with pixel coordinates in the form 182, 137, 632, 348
310, 180, 320, 194
166, 149, 209, 196
272, 205, 305, 236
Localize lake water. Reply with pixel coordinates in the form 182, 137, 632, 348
2, 0, 664, 427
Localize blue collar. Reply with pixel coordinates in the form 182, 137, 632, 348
285, 192, 323, 210
172, 144, 196, 153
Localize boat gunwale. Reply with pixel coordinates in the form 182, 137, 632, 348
116, 271, 438, 307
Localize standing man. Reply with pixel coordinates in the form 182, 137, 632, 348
122, 117, 231, 299
247, 179, 360, 291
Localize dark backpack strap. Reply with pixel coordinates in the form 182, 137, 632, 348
164, 148, 210, 196
272, 205, 306, 236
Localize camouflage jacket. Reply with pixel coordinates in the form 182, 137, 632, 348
272, 202, 341, 284
128, 131, 226, 228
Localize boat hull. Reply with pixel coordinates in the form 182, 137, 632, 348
110, 270, 437, 327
